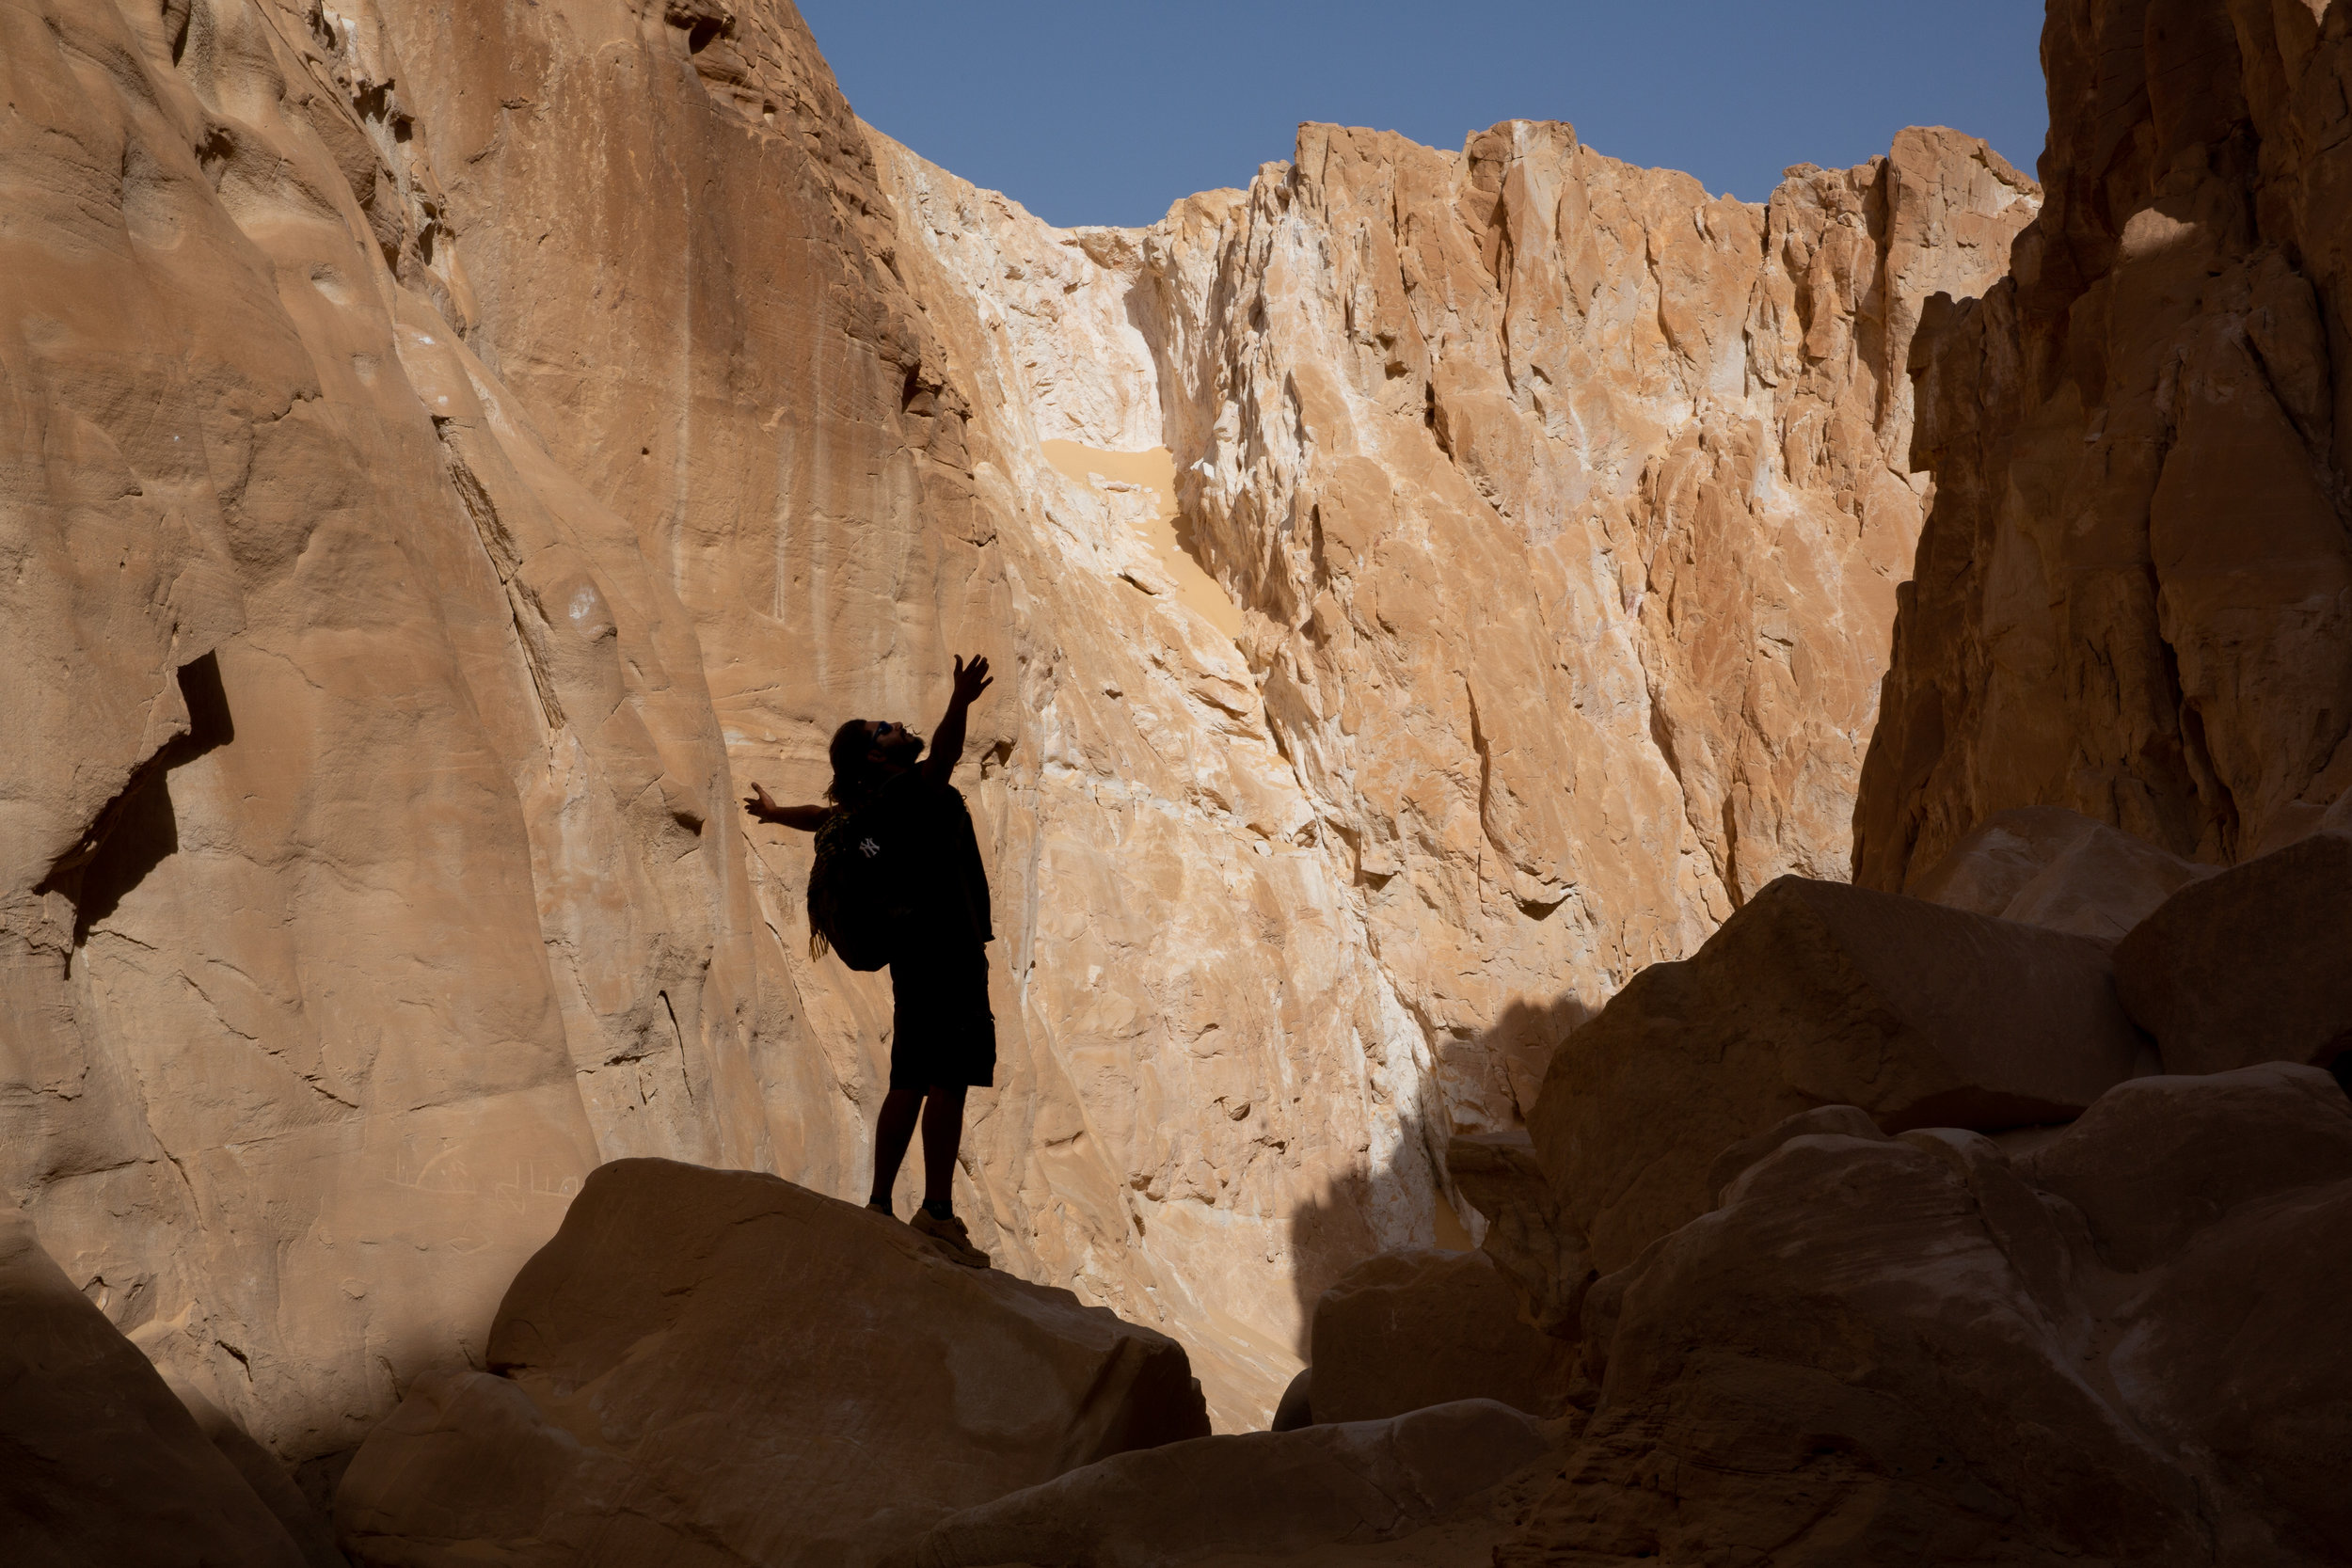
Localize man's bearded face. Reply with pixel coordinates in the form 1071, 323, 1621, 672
871, 721, 923, 766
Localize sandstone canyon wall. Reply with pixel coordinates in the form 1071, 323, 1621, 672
4, 0, 2036, 1462
1857, 0, 2352, 884
3, 0, 770, 1479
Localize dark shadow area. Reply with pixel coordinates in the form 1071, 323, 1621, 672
1281, 989, 1600, 1374
1283, 1150, 1397, 1363
38, 652, 234, 947
1460, 991, 1594, 1130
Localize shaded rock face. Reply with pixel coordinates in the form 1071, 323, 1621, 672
1528, 874, 2148, 1278
0, 1201, 313, 1568
1908, 803, 2217, 942
893, 1398, 1552, 1568
2115, 822, 2352, 1076
2, 0, 2043, 1450
1309, 1248, 1580, 1423
1856, 0, 2352, 885
1444, 1130, 1582, 1336
1500, 1066, 2352, 1566
335, 1160, 1209, 1567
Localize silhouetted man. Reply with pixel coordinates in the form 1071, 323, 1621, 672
744, 655, 995, 1268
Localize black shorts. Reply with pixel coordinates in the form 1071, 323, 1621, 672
888, 935, 996, 1090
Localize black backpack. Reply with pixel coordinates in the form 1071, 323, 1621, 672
806, 802, 911, 971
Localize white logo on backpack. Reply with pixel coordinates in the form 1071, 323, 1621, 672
858, 837, 881, 858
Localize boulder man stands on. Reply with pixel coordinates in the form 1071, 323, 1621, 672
744, 655, 998, 1268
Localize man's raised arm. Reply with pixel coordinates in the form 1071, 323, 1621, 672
921, 654, 993, 788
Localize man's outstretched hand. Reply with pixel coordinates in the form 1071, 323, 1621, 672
925, 655, 993, 787
743, 782, 781, 819
950, 653, 993, 708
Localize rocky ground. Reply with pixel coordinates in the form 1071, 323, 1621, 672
6, 0, 2350, 1562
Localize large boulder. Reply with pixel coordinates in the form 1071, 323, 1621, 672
1309, 1249, 1579, 1423
1907, 805, 2215, 942
336, 1160, 1209, 1567
2017, 1060, 2352, 1270
0, 1202, 313, 1568
1528, 876, 2149, 1273
894, 1399, 1552, 1568
2113, 829, 2352, 1077
1499, 1066, 2352, 1565
2059, 1082, 2352, 1559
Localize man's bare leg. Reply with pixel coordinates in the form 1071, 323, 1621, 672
908, 1085, 986, 1265
919, 1085, 968, 1214
868, 1087, 923, 1213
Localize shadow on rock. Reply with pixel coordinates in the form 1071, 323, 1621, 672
37, 652, 234, 945
1438, 991, 1595, 1136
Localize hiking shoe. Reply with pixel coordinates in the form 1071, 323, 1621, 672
911, 1209, 989, 1268
864, 1201, 894, 1219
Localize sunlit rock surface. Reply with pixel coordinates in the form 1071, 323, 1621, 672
1130, 122, 2038, 1128
2, 0, 746, 1481
876, 119, 2037, 1139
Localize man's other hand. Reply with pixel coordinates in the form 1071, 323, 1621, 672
745, 787, 834, 831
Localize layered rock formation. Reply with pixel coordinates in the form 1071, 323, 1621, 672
854, 114, 2034, 1405
1857, 0, 2352, 881
3, 0, 2042, 1459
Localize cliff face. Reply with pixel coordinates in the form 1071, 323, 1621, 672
1856, 0, 2352, 886
3, 0, 2035, 1456
1128, 122, 2036, 1125
873, 119, 2034, 1133
3, 0, 762, 1473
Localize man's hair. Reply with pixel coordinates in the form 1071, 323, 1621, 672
826, 720, 879, 808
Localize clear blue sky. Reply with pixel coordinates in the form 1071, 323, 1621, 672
795, 1, 2051, 229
